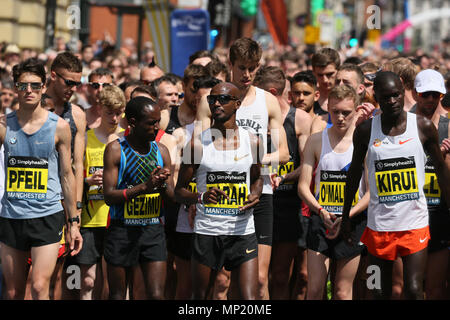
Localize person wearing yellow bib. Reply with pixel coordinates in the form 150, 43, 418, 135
298, 85, 370, 300
73, 85, 125, 300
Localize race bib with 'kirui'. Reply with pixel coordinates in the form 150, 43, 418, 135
374, 157, 419, 203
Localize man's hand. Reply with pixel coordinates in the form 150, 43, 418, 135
355, 103, 376, 126
239, 193, 260, 211
145, 166, 171, 191
86, 169, 103, 186
440, 138, 450, 155
67, 223, 83, 256
202, 187, 229, 205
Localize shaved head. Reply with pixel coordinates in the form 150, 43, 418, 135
210, 82, 241, 98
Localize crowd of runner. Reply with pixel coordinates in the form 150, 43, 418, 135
0, 35, 449, 300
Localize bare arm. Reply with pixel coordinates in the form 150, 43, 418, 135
266, 92, 289, 165
418, 116, 450, 208
56, 118, 83, 255
72, 105, 87, 214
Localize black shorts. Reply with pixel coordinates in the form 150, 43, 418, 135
167, 231, 193, 261
73, 227, 106, 265
253, 194, 273, 246
0, 211, 65, 251
273, 197, 301, 243
297, 214, 311, 249
104, 220, 167, 267
428, 206, 450, 253
192, 233, 258, 271
307, 212, 367, 260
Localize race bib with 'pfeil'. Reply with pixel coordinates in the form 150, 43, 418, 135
7, 156, 48, 200
374, 157, 419, 203
318, 170, 358, 213
204, 171, 248, 216
124, 192, 161, 225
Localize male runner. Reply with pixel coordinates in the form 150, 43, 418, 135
0, 58, 82, 300
175, 82, 263, 299
341, 71, 450, 300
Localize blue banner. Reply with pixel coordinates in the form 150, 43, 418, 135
170, 9, 210, 76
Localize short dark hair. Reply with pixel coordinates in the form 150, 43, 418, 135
290, 70, 317, 89
130, 85, 154, 99
125, 96, 158, 121
229, 38, 262, 65
51, 51, 82, 73
152, 75, 178, 98
254, 66, 286, 96
193, 76, 222, 92
311, 48, 340, 69
337, 63, 365, 85
189, 50, 218, 65
183, 63, 210, 84
13, 58, 47, 84
205, 60, 231, 82
88, 67, 114, 82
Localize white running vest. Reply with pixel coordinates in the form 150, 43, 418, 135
195, 127, 255, 236
314, 128, 365, 215
235, 87, 272, 194
367, 112, 428, 232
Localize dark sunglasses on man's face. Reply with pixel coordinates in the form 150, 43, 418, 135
15, 82, 43, 91
417, 91, 444, 99
55, 72, 82, 88
364, 73, 377, 82
89, 82, 112, 90
207, 94, 239, 105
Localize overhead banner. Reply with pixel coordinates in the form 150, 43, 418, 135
170, 9, 210, 76
143, 0, 171, 72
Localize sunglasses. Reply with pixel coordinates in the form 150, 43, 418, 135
364, 73, 377, 82
89, 82, 112, 89
178, 92, 184, 99
55, 72, 82, 88
15, 82, 43, 91
417, 91, 444, 99
207, 94, 239, 105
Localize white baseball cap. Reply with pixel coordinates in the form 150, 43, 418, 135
414, 69, 446, 94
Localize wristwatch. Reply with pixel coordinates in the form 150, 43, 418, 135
76, 201, 83, 210
68, 216, 80, 224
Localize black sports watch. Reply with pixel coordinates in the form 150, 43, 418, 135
68, 216, 80, 224
76, 201, 83, 210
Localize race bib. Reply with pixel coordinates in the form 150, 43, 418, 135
87, 166, 104, 200
124, 193, 161, 225
204, 171, 248, 216
374, 157, 419, 203
423, 159, 440, 206
318, 170, 358, 214
7, 156, 48, 200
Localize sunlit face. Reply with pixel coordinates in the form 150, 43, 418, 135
0, 88, 15, 109
375, 79, 405, 117
313, 64, 337, 91
101, 106, 125, 128
15, 73, 45, 107
51, 68, 82, 102
87, 74, 113, 105
289, 81, 318, 113
328, 97, 356, 131
230, 58, 260, 90
157, 81, 178, 109
414, 90, 444, 118
132, 106, 161, 141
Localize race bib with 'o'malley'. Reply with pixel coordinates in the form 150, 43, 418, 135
7, 156, 48, 200
124, 192, 161, 225
423, 158, 440, 206
374, 157, 419, 203
318, 170, 358, 214
204, 171, 248, 216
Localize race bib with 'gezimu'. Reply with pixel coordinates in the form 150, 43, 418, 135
374, 157, 419, 203
204, 171, 248, 216
7, 156, 48, 200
